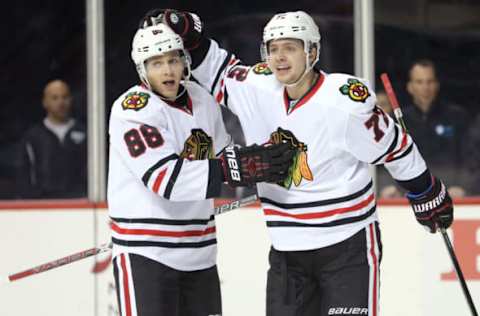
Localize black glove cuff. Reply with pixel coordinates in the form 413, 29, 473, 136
395, 169, 432, 195
206, 159, 224, 198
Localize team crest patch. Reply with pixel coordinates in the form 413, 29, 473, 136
122, 92, 150, 111
252, 62, 273, 75
269, 127, 313, 189
339, 78, 370, 103
180, 129, 214, 160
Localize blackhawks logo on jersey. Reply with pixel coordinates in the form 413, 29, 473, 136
180, 129, 214, 160
339, 78, 370, 103
270, 127, 313, 189
252, 62, 273, 75
122, 92, 150, 111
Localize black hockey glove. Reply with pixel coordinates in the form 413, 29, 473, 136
138, 8, 166, 28
406, 177, 453, 233
219, 143, 295, 187
139, 8, 203, 50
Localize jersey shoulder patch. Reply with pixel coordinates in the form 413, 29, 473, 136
252, 62, 273, 75
121, 91, 151, 111
338, 77, 371, 103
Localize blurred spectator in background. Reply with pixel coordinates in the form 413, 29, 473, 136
463, 114, 480, 195
17, 80, 87, 199
376, 90, 393, 117
379, 59, 470, 198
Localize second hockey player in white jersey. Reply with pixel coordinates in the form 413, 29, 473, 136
108, 23, 295, 316
143, 9, 454, 316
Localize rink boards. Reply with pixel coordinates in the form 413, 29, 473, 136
0, 203, 478, 316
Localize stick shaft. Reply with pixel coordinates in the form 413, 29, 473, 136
380, 73, 407, 131
2, 196, 259, 284
381, 72, 478, 315
441, 228, 478, 316
4, 242, 112, 283
214, 194, 258, 215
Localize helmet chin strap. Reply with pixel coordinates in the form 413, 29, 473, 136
283, 52, 317, 88
143, 54, 192, 102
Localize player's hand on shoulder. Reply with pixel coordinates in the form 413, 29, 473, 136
139, 8, 203, 50
219, 143, 296, 187
406, 177, 453, 233
138, 8, 167, 28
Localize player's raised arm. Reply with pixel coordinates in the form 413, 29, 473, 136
328, 74, 452, 233
139, 9, 263, 111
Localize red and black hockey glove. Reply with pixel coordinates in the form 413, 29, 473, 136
138, 8, 166, 28
219, 143, 295, 187
139, 8, 203, 50
406, 177, 453, 233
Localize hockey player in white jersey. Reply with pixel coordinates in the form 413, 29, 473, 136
108, 23, 295, 316
142, 9, 455, 316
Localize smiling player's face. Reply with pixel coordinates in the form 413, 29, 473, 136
267, 39, 307, 85
146, 51, 185, 100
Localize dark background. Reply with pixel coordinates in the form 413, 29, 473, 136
1, 0, 479, 198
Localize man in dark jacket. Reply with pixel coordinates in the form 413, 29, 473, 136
17, 80, 87, 198
402, 59, 470, 196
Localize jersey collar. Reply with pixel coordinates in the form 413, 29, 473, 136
283, 72, 325, 115
161, 86, 193, 115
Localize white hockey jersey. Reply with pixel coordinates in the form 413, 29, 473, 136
192, 39, 427, 251
108, 81, 230, 271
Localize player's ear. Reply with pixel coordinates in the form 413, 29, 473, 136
308, 45, 318, 63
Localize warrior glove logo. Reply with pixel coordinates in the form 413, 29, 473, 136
413, 182, 447, 215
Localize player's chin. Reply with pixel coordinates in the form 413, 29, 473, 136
273, 72, 294, 84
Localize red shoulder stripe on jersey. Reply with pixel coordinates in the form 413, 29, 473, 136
283, 73, 325, 115
215, 79, 225, 103
152, 168, 168, 193
263, 193, 374, 220
385, 130, 408, 162
164, 159, 184, 199
371, 125, 399, 164
111, 222, 216, 237
142, 154, 178, 186
211, 52, 233, 94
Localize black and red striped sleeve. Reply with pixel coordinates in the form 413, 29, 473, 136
109, 114, 222, 201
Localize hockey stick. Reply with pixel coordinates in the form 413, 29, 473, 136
1, 242, 113, 285
380, 73, 478, 316
1, 195, 259, 284
214, 193, 258, 215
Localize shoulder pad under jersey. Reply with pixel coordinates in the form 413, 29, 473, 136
326, 73, 376, 114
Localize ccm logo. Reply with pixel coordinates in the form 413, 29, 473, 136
328, 307, 368, 315
224, 147, 241, 181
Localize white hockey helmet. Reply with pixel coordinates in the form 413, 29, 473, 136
131, 23, 191, 89
261, 11, 321, 70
